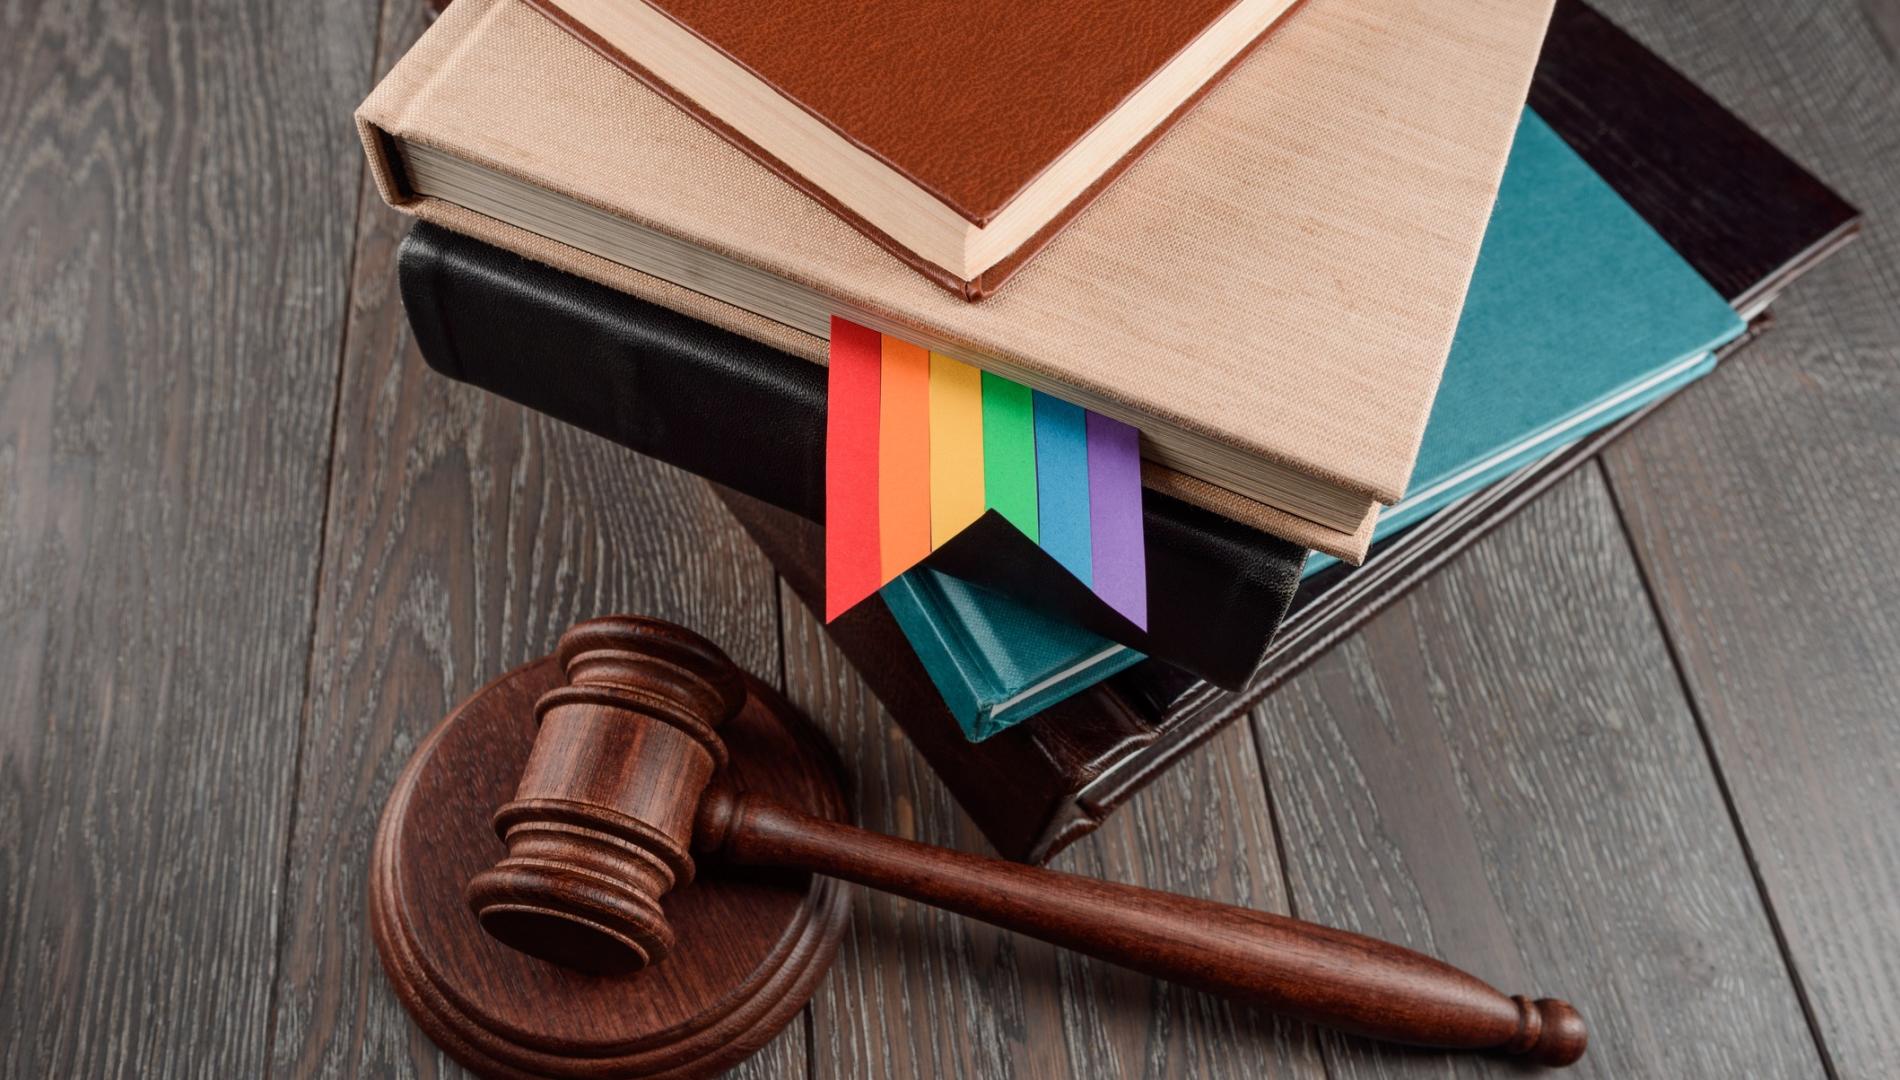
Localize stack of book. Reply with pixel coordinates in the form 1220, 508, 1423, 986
363, 0, 1858, 861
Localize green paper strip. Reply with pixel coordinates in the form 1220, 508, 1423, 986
980, 372, 1039, 543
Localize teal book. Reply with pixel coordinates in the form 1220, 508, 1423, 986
1303, 110, 1745, 576
888, 108, 1746, 726
882, 568, 1145, 742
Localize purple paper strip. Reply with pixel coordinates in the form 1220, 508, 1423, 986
1085, 411, 1147, 629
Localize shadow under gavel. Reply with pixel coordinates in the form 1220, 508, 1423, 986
466, 616, 1586, 1068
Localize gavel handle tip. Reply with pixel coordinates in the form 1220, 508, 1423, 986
1511, 997, 1588, 1067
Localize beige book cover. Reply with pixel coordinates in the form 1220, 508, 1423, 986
357, 0, 1553, 561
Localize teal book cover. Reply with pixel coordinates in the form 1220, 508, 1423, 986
882, 567, 1144, 742
1304, 110, 1745, 577
887, 108, 1746, 708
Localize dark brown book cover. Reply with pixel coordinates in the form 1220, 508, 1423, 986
526, 0, 1298, 298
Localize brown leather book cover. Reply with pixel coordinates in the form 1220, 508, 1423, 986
528, 0, 1298, 299
385, 0, 1857, 864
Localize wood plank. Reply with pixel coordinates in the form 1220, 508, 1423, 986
1587, 1, 1900, 1074
0, 0, 377, 1073
261, 229, 797, 1074
1250, 470, 1825, 1077
259, 6, 793, 1075
779, 582, 1325, 1079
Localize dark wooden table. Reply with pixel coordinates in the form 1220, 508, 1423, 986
4, 1, 1897, 1076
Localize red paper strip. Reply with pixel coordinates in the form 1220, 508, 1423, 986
825, 317, 883, 620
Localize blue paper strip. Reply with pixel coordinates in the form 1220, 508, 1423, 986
1032, 392, 1091, 585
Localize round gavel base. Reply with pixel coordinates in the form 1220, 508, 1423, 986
370, 656, 851, 1080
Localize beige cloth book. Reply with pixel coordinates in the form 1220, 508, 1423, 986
357, 0, 1553, 561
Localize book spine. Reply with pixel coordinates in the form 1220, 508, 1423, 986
881, 574, 997, 737
397, 225, 829, 521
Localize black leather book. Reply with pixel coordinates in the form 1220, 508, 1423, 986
400, 224, 1304, 690
398, 0, 1858, 861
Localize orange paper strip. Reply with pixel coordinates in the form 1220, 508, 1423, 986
878, 336, 932, 580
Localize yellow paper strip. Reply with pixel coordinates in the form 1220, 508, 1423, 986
927, 352, 986, 548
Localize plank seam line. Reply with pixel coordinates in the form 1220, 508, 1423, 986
801, 993, 816, 1080
1596, 457, 1841, 1080
777, 575, 816, 1080
260, 0, 397, 1069
1242, 701, 1342, 1080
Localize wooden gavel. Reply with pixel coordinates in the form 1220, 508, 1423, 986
465, 617, 1587, 1068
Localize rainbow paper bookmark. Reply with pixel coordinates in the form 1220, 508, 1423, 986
825, 318, 1147, 628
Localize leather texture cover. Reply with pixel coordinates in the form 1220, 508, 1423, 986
393, 0, 1858, 863
398, 222, 1307, 690
530, 0, 1295, 299
356, 0, 1558, 560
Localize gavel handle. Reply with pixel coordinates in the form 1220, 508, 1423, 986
701, 790, 1586, 1067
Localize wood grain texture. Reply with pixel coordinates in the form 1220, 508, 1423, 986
1250, 470, 1825, 1078
778, 582, 1326, 1079
1588, 2, 1900, 1074
262, 227, 794, 1076
258, 6, 791, 1074
0, 0, 376, 1074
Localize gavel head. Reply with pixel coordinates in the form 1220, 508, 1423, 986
464, 616, 746, 975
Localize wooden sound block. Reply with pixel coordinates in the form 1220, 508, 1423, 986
370, 656, 851, 1080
